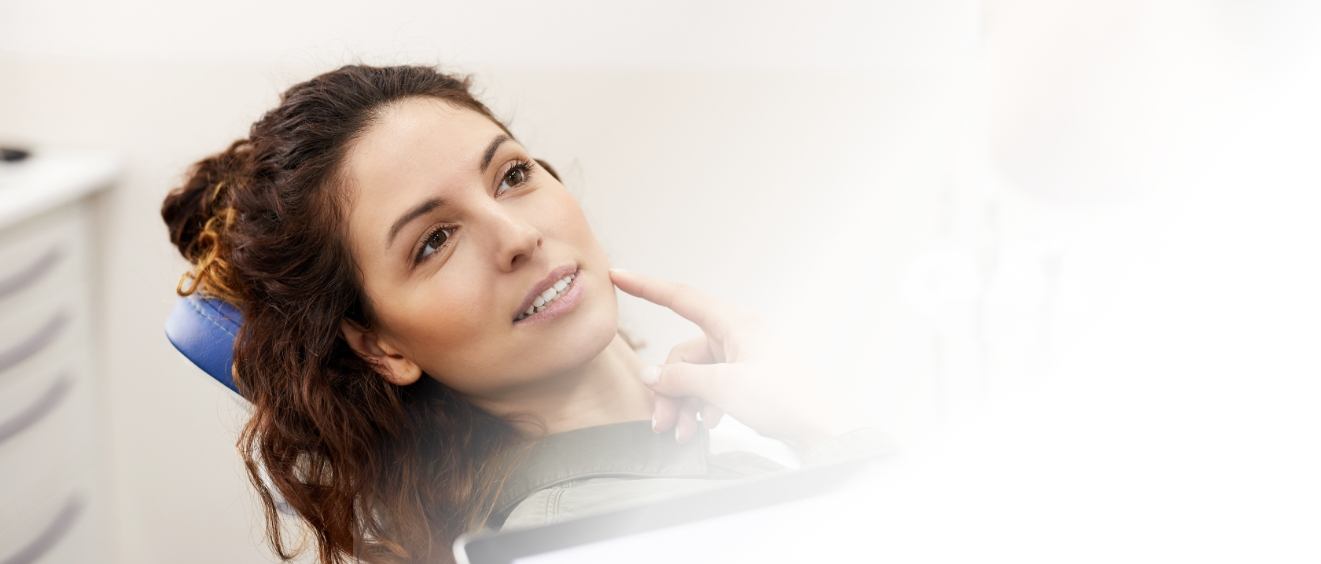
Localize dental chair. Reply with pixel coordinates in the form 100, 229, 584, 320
164, 293, 295, 514
164, 293, 243, 397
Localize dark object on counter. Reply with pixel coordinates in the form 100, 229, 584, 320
2, 147, 32, 162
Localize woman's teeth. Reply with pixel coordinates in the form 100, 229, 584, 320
517, 273, 575, 321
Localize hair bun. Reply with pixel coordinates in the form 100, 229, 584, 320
161, 138, 250, 302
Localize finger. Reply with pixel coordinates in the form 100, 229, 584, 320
665, 335, 716, 366
675, 397, 702, 444
646, 361, 732, 407
609, 269, 738, 342
661, 338, 719, 436
651, 393, 680, 434
648, 337, 709, 435
650, 339, 716, 438
700, 403, 725, 430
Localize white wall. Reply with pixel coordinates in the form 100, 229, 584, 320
3, 0, 1319, 562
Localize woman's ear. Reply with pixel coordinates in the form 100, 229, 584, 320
340, 319, 422, 386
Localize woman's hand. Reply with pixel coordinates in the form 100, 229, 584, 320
610, 268, 855, 452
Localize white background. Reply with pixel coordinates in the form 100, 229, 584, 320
2, 1, 1318, 562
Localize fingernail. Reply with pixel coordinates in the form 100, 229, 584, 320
639, 365, 660, 385
609, 267, 630, 275
651, 415, 659, 433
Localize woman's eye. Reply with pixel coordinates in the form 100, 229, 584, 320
415, 226, 453, 264
496, 161, 534, 195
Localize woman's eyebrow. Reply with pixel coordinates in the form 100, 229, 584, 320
384, 134, 511, 251
479, 134, 510, 173
386, 198, 445, 250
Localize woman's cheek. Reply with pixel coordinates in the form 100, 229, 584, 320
401, 288, 484, 344
549, 190, 595, 241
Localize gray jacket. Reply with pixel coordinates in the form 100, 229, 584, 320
488, 419, 888, 531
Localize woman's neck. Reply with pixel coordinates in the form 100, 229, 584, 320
475, 331, 654, 437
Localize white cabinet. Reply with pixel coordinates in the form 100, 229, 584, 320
0, 152, 117, 563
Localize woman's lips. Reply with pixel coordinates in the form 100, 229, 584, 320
513, 263, 579, 321
513, 270, 584, 325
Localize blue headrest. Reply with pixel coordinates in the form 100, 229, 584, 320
165, 294, 244, 397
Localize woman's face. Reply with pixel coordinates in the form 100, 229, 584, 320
337, 96, 619, 401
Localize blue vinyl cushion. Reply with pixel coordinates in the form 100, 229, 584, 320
164, 294, 244, 397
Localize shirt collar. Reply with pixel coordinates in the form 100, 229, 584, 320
489, 419, 711, 526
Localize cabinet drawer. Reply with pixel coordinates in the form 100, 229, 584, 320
0, 376, 96, 564
0, 489, 90, 563
0, 202, 90, 383
0, 202, 86, 298
0, 368, 91, 513
0, 196, 86, 273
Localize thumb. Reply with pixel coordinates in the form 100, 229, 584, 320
642, 361, 732, 405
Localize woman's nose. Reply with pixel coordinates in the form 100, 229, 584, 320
490, 210, 542, 271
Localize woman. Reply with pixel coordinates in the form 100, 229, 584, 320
161, 64, 881, 563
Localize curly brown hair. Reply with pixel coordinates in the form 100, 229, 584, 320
160, 64, 605, 563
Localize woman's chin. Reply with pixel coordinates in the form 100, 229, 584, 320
549, 297, 619, 364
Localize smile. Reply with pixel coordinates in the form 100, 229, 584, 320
513, 269, 585, 324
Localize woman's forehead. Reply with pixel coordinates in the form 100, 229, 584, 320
346, 98, 505, 189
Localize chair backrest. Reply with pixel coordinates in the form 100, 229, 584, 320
164, 294, 303, 514
164, 293, 244, 397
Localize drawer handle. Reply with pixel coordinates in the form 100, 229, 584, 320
0, 372, 72, 445
0, 246, 64, 301
0, 311, 69, 374
0, 492, 84, 564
